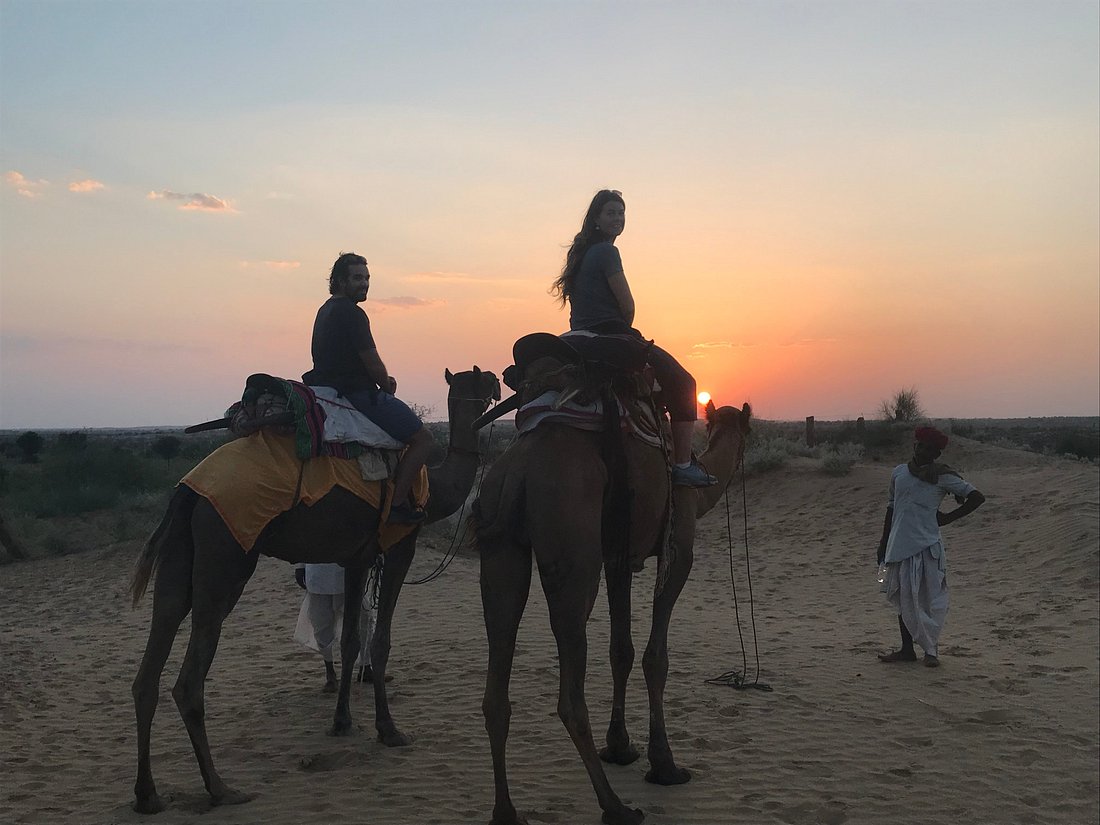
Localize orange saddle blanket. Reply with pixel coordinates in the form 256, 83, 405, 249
181, 429, 427, 553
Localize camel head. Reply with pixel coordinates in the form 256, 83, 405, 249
442, 366, 501, 452
689, 399, 753, 517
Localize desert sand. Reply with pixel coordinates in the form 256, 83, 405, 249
1, 436, 1097, 825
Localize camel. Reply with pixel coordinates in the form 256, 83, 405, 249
472, 398, 751, 825
128, 367, 500, 815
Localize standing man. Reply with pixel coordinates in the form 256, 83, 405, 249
876, 426, 985, 667
293, 563, 378, 690
302, 252, 433, 524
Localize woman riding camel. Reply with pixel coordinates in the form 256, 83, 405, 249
551, 189, 716, 487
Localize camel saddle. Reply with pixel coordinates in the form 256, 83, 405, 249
489, 332, 665, 449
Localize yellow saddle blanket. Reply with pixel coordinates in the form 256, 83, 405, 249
181, 429, 427, 553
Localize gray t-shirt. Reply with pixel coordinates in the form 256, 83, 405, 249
568, 242, 626, 330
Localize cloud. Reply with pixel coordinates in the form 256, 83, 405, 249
692, 341, 735, 350
4, 170, 49, 198
368, 296, 445, 310
68, 179, 106, 193
147, 190, 236, 212
238, 260, 301, 270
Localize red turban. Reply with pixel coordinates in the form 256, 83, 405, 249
914, 426, 949, 451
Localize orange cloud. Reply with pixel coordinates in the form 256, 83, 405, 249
4, 170, 48, 198
369, 296, 445, 310
68, 179, 106, 193
147, 190, 236, 212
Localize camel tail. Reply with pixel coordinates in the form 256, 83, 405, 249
130, 485, 196, 607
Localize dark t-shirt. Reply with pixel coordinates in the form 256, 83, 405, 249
568, 242, 626, 331
301, 296, 378, 392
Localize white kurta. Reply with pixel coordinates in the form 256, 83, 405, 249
883, 465, 976, 656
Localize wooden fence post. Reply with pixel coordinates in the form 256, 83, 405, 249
805, 416, 815, 448
0, 512, 28, 561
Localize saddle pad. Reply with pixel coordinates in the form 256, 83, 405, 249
310, 386, 405, 450
181, 429, 426, 553
515, 391, 664, 449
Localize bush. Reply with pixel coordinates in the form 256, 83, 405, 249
820, 443, 864, 476
1055, 432, 1100, 461
879, 387, 925, 422
15, 431, 44, 463
1, 439, 174, 518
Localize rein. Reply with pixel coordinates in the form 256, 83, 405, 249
406, 416, 497, 586
705, 449, 772, 692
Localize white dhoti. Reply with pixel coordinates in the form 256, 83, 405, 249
293, 591, 376, 666
884, 543, 949, 657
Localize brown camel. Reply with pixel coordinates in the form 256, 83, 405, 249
128, 367, 500, 814
472, 399, 751, 825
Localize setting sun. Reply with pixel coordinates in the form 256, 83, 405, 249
697, 391, 711, 406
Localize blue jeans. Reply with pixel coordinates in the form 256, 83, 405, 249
343, 389, 423, 443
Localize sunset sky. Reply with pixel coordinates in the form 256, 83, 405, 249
2, 0, 1097, 429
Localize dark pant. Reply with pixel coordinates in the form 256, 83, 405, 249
585, 322, 697, 422
343, 389, 423, 443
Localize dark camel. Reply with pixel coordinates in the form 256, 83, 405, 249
472, 400, 751, 825
128, 367, 500, 814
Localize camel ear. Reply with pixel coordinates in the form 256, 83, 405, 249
705, 399, 717, 420
473, 365, 481, 376
445, 368, 453, 384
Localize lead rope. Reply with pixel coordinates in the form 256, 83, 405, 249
406, 417, 496, 586
705, 464, 772, 691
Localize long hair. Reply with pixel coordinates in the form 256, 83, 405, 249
328, 252, 367, 295
550, 189, 625, 306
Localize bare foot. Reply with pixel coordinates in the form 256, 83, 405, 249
923, 654, 941, 668
878, 649, 917, 663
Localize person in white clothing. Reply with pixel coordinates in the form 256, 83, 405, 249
294, 562, 378, 691
875, 426, 985, 667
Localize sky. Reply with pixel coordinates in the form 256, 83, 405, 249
1, 0, 1097, 428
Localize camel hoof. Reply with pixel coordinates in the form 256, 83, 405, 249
132, 793, 167, 814
377, 727, 412, 747
601, 805, 645, 825
211, 787, 255, 806
599, 742, 640, 765
645, 764, 691, 785
488, 805, 529, 825
330, 719, 354, 737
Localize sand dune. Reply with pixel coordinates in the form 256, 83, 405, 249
1, 437, 1097, 825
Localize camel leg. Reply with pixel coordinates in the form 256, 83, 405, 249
332, 557, 368, 736
370, 535, 415, 746
171, 511, 258, 807
481, 539, 533, 825
541, 549, 644, 825
132, 529, 194, 814
642, 526, 694, 785
600, 561, 639, 765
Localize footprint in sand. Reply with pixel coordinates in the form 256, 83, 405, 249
965, 708, 1017, 725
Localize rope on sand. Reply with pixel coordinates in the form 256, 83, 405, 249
705, 468, 773, 692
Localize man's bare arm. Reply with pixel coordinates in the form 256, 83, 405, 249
877, 507, 893, 564
359, 348, 397, 393
937, 490, 985, 527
